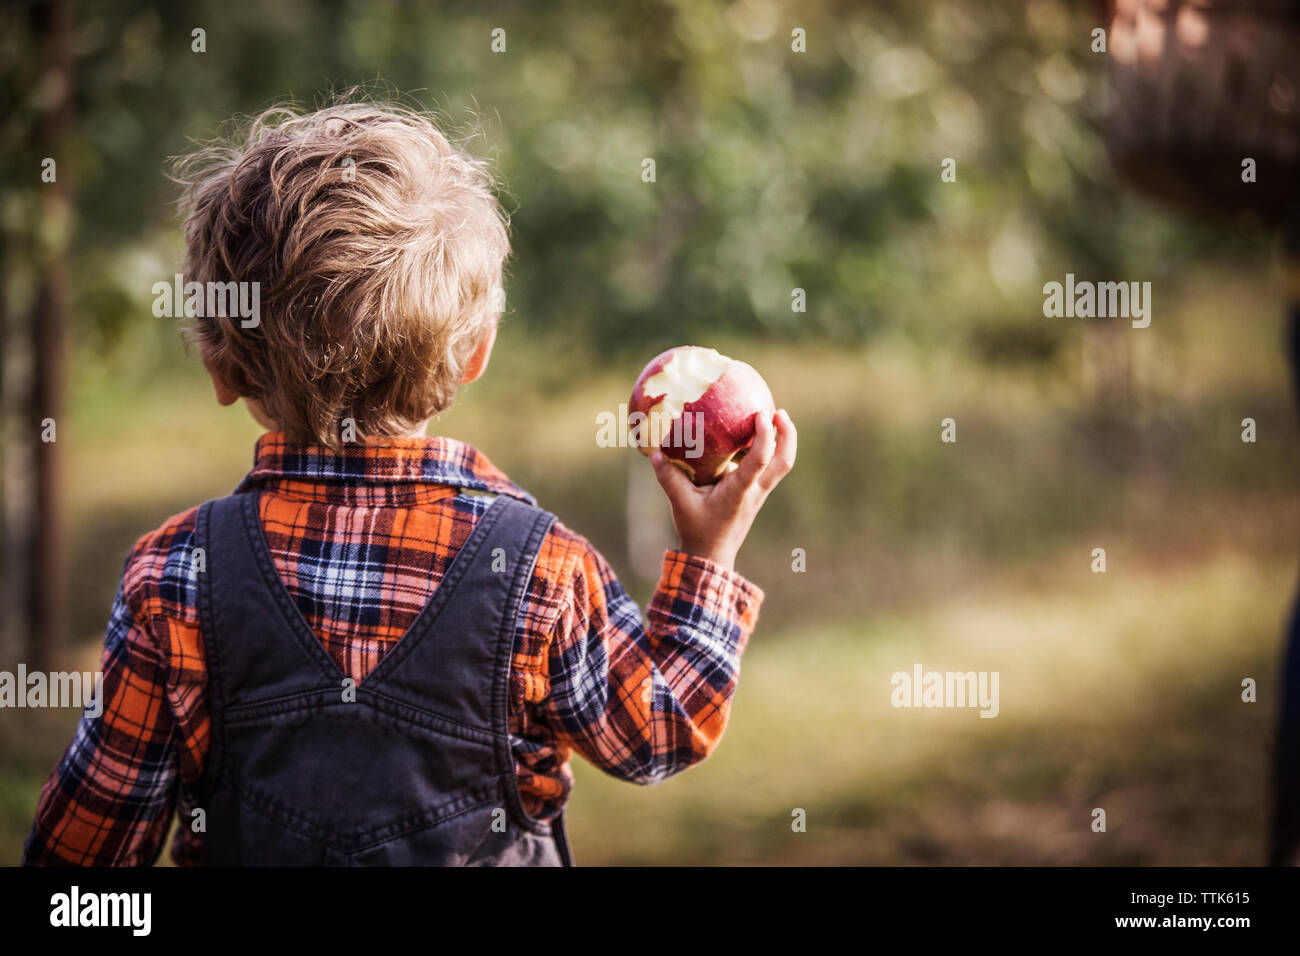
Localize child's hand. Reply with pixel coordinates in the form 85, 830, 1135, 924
650, 409, 797, 572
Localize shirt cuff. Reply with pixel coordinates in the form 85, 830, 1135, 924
648, 550, 765, 651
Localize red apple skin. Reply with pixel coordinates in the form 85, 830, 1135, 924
628, 347, 776, 485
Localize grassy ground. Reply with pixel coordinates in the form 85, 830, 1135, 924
2, 263, 1296, 864
568, 545, 1290, 864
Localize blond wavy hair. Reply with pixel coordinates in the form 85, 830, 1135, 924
174, 100, 510, 448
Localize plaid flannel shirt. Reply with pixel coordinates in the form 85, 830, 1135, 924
23, 433, 763, 865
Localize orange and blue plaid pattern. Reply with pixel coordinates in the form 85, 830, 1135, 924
23, 433, 763, 865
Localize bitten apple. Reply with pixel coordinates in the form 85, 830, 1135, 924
628, 345, 776, 485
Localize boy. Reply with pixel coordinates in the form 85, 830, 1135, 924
23, 102, 796, 866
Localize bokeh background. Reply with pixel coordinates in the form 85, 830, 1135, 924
2, 0, 1297, 864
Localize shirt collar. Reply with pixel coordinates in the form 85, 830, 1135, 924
233, 432, 536, 505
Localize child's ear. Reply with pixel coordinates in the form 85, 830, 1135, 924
461, 321, 498, 385
203, 356, 241, 407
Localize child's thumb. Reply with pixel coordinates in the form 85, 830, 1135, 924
651, 450, 695, 504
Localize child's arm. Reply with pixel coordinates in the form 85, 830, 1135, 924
22, 583, 181, 865
22, 519, 201, 867
537, 410, 795, 783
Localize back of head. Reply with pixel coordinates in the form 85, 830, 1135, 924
175, 100, 510, 448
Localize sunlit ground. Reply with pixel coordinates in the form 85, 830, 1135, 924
570, 547, 1289, 864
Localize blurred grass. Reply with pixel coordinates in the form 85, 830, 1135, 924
569, 547, 1288, 864
3, 263, 1297, 864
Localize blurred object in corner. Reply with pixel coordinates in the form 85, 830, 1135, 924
1101, 0, 1300, 223
1094, 0, 1300, 867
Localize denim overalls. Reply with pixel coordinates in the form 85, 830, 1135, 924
190, 490, 573, 866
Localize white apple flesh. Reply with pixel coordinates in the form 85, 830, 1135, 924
628, 346, 776, 485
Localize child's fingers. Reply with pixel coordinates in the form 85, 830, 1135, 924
757, 409, 797, 493
651, 450, 698, 508
733, 411, 776, 488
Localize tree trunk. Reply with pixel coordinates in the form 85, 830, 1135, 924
30, 0, 72, 669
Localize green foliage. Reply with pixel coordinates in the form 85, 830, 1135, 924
2, 0, 1264, 367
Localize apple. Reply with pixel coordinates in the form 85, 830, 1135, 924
628, 345, 776, 485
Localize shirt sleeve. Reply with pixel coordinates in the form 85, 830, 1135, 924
22, 577, 181, 866
539, 542, 764, 785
